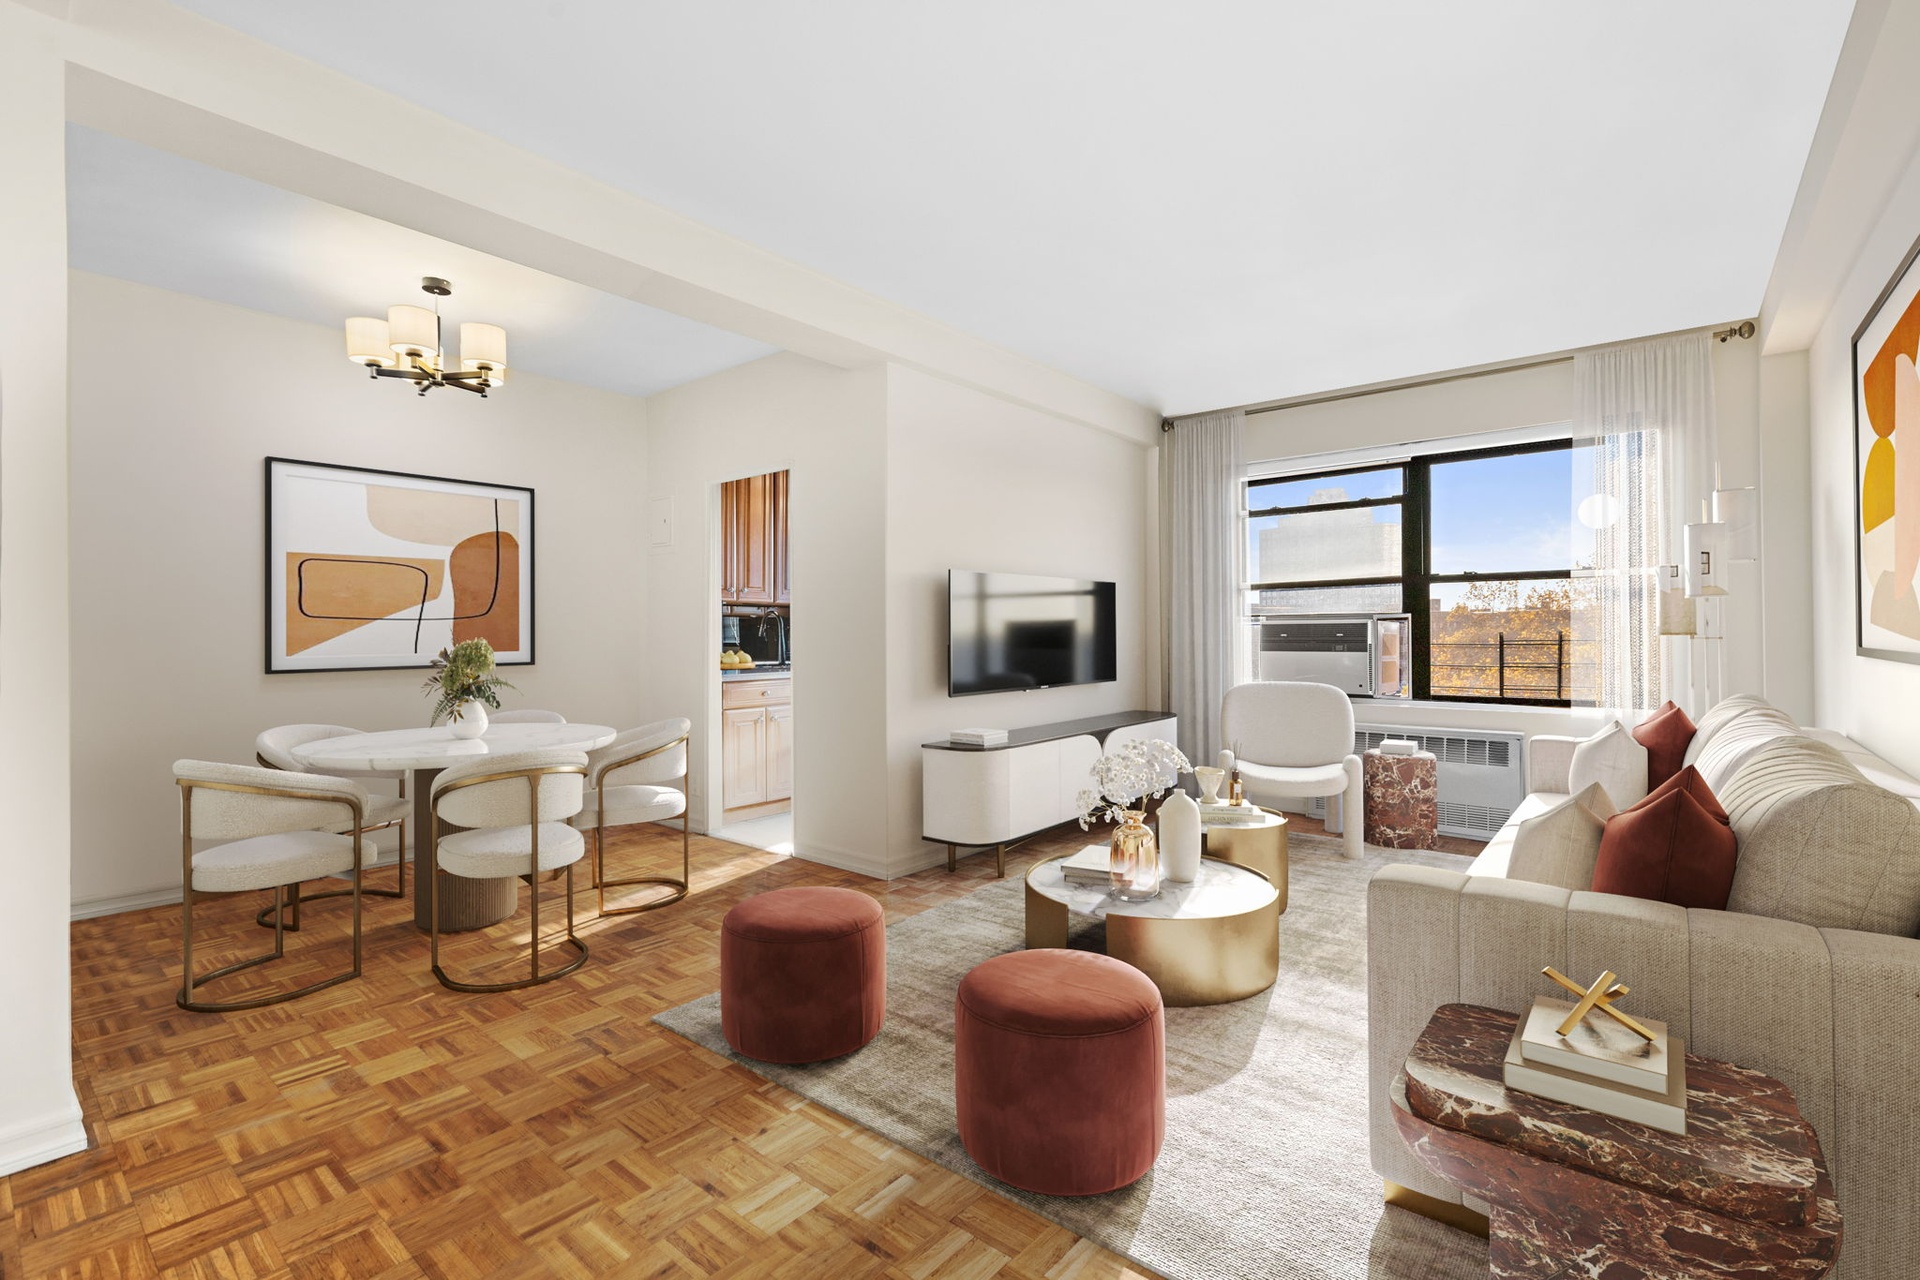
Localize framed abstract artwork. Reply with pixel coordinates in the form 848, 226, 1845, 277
266, 457, 534, 673
1854, 229, 1920, 665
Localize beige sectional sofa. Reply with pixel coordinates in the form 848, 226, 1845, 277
1367, 696, 1920, 1279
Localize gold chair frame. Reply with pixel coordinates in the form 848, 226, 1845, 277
589, 730, 693, 916
429, 763, 590, 993
253, 751, 407, 931
178, 778, 364, 1013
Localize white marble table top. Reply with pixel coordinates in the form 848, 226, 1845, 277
1198, 805, 1285, 831
1027, 848, 1278, 922
291, 722, 618, 772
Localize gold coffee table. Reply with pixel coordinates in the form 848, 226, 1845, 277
1200, 806, 1289, 913
1024, 852, 1281, 1006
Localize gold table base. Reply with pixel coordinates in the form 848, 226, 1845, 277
1024, 853, 1282, 1007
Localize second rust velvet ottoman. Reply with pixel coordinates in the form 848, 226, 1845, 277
954, 949, 1165, 1195
721, 886, 886, 1063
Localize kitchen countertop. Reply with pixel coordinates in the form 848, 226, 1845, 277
721, 665, 792, 681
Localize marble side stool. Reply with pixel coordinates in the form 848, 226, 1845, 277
1392, 1003, 1840, 1279
1362, 748, 1438, 849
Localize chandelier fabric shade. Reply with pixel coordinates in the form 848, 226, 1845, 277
344, 316, 395, 368
459, 322, 508, 374
386, 304, 440, 357
1711, 487, 1759, 562
344, 278, 507, 397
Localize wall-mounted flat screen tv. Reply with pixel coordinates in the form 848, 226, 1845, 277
948, 570, 1117, 697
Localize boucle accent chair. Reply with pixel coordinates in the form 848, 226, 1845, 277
1222, 681, 1364, 858
173, 759, 368, 1013
569, 717, 692, 915
721, 887, 886, 1063
1368, 696, 1920, 1279
428, 748, 590, 992
254, 723, 411, 922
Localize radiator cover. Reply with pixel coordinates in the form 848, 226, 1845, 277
1303, 723, 1526, 840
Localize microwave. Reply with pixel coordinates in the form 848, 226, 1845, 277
1251, 613, 1410, 698
723, 611, 789, 666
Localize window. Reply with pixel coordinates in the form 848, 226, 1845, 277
1246, 440, 1577, 705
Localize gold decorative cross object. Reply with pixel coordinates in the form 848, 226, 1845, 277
1542, 966, 1657, 1042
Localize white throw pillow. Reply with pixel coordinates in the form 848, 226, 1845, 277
1682, 694, 1777, 768
1506, 782, 1617, 890
1568, 720, 1649, 809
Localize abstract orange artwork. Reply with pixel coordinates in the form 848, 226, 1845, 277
267, 458, 534, 672
1855, 232, 1920, 663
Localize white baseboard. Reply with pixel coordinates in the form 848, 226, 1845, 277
790, 842, 894, 881
0, 1089, 88, 1176
71, 886, 181, 920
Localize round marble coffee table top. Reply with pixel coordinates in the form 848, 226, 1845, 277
1026, 851, 1279, 921
291, 722, 617, 772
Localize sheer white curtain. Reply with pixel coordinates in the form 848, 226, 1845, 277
1571, 332, 1716, 713
1161, 409, 1245, 763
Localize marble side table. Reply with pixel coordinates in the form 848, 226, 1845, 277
1363, 748, 1438, 849
1392, 1003, 1840, 1279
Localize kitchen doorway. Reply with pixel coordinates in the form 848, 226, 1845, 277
713, 469, 792, 853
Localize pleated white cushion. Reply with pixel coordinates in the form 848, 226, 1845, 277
568, 785, 687, 829
192, 829, 356, 893
436, 822, 585, 879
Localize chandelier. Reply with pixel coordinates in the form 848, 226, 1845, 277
344, 277, 507, 396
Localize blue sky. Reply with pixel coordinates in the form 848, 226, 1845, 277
1429, 450, 1572, 574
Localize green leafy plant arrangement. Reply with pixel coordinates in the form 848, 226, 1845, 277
422, 638, 516, 724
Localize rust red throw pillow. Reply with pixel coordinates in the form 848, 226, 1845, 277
1592, 774, 1737, 909
1639, 764, 1730, 825
1632, 700, 1697, 790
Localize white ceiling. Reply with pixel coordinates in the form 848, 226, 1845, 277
169, 2, 1852, 415
65, 126, 777, 399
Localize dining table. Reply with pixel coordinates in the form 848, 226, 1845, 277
292, 721, 617, 932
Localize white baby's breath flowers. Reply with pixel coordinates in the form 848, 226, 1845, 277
1076, 738, 1192, 828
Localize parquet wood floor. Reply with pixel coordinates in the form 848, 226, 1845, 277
15, 815, 1477, 1280
9, 824, 1155, 1280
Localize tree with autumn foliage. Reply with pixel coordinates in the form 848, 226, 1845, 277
1428, 579, 1580, 700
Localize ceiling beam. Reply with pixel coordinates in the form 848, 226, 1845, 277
50, 0, 1159, 443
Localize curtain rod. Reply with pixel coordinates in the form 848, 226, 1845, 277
1160, 318, 1756, 430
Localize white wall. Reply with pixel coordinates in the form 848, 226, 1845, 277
642, 353, 892, 875
0, 2, 85, 1177
1802, 118, 1920, 777
1240, 347, 1783, 733
883, 366, 1155, 872
68, 272, 649, 912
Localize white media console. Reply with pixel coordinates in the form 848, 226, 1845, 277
921, 711, 1179, 876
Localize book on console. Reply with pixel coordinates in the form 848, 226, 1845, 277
1520, 996, 1672, 1093
1199, 803, 1265, 825
949, 727, 1009, 746
1056, 847, 1114, 885
1503, 1019, 1688, 1135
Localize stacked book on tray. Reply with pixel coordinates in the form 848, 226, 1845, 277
947, 727, 1008, 747
1198, 799, 1265, 825
1503, 996, 1688, 1134
1056, 847, 1116, 887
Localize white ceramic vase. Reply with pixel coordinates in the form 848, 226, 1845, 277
449, 700, 489, 739
1159, 788, 1203, 883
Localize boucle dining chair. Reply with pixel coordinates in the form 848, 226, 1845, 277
428, 748, 590, 992
1221, 681, 1365, 859
255, 723, 411, 924
490, 709, 567, 724
568, 718, 692, 915
174, 760, 367, 1012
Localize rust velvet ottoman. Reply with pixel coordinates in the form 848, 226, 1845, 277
954, 949, 1165, 1196
720, 887, 886, 1063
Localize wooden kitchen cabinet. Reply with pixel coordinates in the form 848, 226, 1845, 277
772, 470, 791, 604
721, 472, 778, 605
764, 701, 793, 801
722, 706, 768, 808
722, 676, 791, 814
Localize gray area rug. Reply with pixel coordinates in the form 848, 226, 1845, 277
655, 835, 1490, 1279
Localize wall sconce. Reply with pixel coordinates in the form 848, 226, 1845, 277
1683, 519, 1728, 598
1711, 487, 1759, 562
